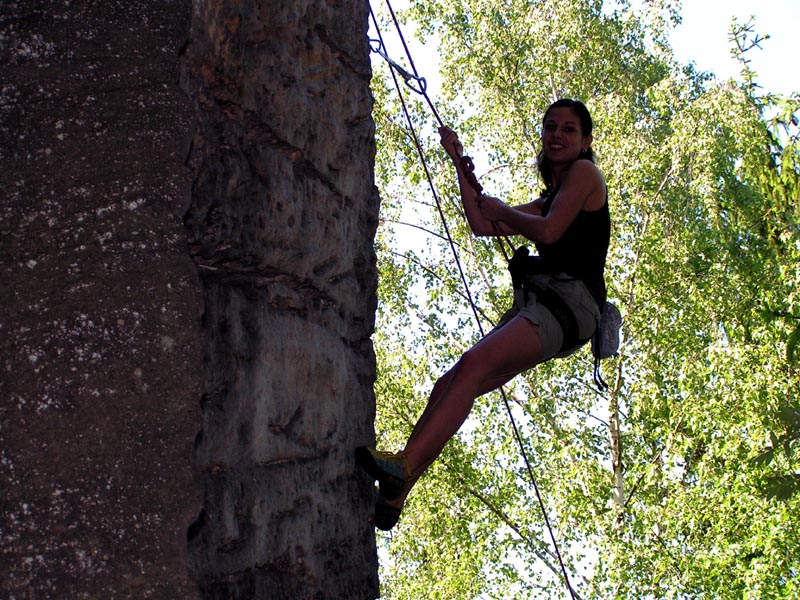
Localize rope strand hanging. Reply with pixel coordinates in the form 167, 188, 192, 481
369, 3, 577, 599
368, 2, 484, 331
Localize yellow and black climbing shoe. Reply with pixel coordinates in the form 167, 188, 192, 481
355, 446, 410, 501
374, 494, 402, 531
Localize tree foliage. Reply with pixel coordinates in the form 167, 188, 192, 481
370, 1, 800, 597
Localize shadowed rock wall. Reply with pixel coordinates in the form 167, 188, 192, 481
1, 1, 201, 597
181, 0, 380, 598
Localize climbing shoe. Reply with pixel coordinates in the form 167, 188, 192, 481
374, 494, 402, 531
355, 446, 410, 501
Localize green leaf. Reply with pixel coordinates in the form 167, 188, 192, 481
787, 323, 800, 364
777, 400, 800, 430
750, 447, 775, 468
763, 474, 800, 501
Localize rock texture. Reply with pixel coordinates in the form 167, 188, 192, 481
181, 0, 380, 598
0, 1, 202, 597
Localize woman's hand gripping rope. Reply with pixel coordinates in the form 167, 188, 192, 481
439, 126, 483, 199
438, 126, 514, 257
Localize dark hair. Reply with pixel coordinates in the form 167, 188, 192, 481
537, 98, 595, 193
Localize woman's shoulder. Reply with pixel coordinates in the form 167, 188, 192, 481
565, 159, 606, 210
562, 159, 605, 192
568, 158, 604, 180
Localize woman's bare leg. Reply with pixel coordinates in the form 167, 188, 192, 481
387, 315, 545, 507
403, 366, 456, 449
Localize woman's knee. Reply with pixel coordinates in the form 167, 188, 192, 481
433, 363, 461, 394
456, 346, 488, 377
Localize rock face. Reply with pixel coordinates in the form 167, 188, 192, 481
1, 0, 379, 596
181, 1, 380, 598
0, 1, 202, 598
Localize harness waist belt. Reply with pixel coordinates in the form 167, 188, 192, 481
508, 246, 580, 352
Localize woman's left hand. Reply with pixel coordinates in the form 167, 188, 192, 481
477, 195, 509, 222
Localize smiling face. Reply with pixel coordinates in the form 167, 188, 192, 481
541, 106, 592, 167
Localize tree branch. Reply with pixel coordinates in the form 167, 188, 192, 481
389, 249, 496, 324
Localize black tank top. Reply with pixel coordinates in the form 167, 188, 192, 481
537, 189, 610, 305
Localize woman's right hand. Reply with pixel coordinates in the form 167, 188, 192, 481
439, 126, 464, 162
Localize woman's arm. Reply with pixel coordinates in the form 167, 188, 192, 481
478, 160, 605, 244
439, 128, 603, 242
440, 127, 513, 237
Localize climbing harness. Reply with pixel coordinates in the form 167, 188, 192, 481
507, 246, 582, 352
369, 3, 579, 599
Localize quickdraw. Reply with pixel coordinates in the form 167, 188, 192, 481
368, 38, 427, 95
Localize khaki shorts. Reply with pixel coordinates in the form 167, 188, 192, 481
493, 274, 601, 361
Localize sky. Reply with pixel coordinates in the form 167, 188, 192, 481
669, 0, 799, 96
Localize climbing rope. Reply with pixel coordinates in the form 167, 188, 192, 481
368, 3, 484, 331
370, 0, 516, 260
369, 3, 577, 599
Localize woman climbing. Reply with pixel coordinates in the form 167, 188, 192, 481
357, 98, 610, 530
